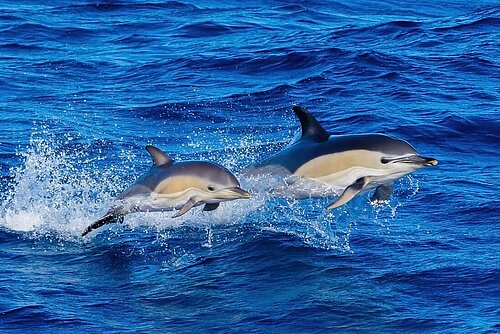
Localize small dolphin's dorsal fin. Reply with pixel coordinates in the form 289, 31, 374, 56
292, 106, 330, 142
145, 145, 173, 167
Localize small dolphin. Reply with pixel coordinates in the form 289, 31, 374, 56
248, 106, 438, 209
82, 145, 250, 236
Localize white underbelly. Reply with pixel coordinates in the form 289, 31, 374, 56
120, 188, 204, 213
297, 167, 413, 193
314, 167, 387, 188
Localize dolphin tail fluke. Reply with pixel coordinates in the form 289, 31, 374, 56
327, 177, 368, 209
82, 214, 124, 237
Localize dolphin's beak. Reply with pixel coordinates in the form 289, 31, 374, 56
225, 187, 251, 199
422, 157, 438, 166
398, 155, 438, 166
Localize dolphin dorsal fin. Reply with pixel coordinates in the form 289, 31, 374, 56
292, 106, 330, 142
145, 145, 173, 166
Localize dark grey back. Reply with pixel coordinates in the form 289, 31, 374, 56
255, 134, 418, 173
118, 161, 240, 199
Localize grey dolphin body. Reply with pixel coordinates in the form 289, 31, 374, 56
82, 145, 250, 236
248, 106, 438, 209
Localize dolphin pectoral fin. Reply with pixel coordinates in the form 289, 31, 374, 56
327, 177, 367, 210
203, 203, 219, 212
172, 198, 196, 218
370, 183, 394, 202
82, 214, 124, 237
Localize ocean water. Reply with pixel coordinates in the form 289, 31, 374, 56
0, 0, 499, 333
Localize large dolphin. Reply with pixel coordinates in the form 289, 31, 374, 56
82, 145, 250, 236
247, 106, 438, 209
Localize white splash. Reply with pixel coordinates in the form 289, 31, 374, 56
0, 130, 135, 240
0, 127, 418, 251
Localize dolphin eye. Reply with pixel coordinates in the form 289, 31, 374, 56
207, 186, 215, 191
381, 158, 391, 164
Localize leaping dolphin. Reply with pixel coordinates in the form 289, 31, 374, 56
247, 106, 438, 209
82, 145, 250, 236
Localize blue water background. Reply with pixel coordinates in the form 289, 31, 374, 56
0, 1, 499, 333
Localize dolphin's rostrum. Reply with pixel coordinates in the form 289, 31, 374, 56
248, 106, 438, 209
82, 145, 250, 236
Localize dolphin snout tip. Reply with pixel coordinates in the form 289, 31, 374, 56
239, 189, 251, 199
425, 158, 438, 166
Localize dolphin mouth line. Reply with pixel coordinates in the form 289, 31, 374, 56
407, 156, 438, 166
386, 155, 438, 166
223, 187, 251, 199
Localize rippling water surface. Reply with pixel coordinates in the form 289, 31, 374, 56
0, 1, 499, 333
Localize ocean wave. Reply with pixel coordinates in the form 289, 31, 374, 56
146, 47, 345, 77
437, 115, 500, 141
1, 305, 47, 321
427, 53, 499, 76
172, 21, 258, 38
375, 266, 499, 288
53, 1, 199, 13
31, 59, 102, 71
0, 14, 23, 21
131, 101, 231, 122
329, 20, 424, 41
1, 23, 94, 40
355, 50, 407, 69
240, 48, 344, 73
273, 4, 308, 12
1, 304, 87, 328
227, 84, 293, 99
433, 17, 500, 32
0, 43, 47, 51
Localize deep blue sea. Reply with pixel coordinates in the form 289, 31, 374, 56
0, 1, 499, 333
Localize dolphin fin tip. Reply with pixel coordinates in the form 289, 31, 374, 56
326, 202, 342, 210
327, 177, 367, 210
292, 105, 307, 113
172, 198, 196, 218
